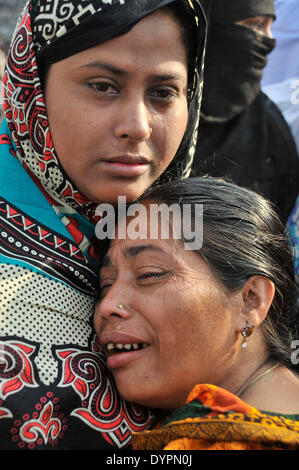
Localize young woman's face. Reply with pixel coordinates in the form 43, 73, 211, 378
45, 9, 189, 205
93, 214, 242, 410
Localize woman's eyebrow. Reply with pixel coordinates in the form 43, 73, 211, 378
80, 61, 186, 82
80, 61, 128, 76
100, 244, 167, 269
124, 244, 166, 259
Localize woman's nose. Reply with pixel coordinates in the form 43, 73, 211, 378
96, 287, 132, 323
114, 96, 152, 143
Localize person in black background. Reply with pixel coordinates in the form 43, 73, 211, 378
192, 0, 299, 225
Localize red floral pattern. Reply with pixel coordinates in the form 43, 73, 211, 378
56, 336, 154, 448
0, 340, 38, 400
20, 401, 62, 446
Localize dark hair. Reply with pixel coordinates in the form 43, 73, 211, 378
139, 176, 299, 369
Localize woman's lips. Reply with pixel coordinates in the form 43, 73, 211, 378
99, 155, 150, 177
106, 346, 149, 369
99, 331, 150, 369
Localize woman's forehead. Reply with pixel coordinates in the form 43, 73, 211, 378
34, 0, 180, 67
59, 10, 189, 74
101, 237, 180, 268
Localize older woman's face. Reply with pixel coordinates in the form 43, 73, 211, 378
45, 9, 189, 205
94, 215, 242, 410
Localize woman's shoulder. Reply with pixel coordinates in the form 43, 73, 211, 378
131, 383, 299, 451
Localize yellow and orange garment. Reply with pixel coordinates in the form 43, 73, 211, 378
132, 384, 299, 450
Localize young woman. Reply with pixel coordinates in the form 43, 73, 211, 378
95, 176, 299, 450
0, 0, 206, 450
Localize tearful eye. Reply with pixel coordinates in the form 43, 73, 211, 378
88, 81, 119, 95
149, 88, 178, 101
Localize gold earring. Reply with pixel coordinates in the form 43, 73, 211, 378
241, 321, 255, 348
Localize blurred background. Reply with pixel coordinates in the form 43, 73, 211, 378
0, 0, 26, 123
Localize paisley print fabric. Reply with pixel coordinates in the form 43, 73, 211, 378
4, 2, 96, 222
3, 0, 206, 225
0, 0, 209, 449
132, 384, 299, 450
0, 133, 154, 449
34, 0, 178, 66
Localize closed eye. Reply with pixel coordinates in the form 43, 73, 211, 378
138, 271, 169, 281
97, 280, 114, 300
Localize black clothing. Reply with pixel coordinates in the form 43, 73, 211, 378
200, 23, 276, 122
192, 0, 299, 224
192, 92, 299, 223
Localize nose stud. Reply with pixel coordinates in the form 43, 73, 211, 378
117, 303, 126, 310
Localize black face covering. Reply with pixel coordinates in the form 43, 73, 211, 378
199, 0, 276, 122
192, 0, 299, 225
201, 23, 276, 122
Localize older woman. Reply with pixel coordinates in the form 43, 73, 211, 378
94, 176, 299, 450
0, 0, 206, 450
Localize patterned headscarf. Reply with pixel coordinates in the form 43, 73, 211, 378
3, 0, 206, 224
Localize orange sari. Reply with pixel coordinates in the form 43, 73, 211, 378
132, 384, 299, 450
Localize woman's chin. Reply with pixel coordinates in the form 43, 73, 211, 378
116, 384, 176, 411
90, 185, 151, 206
115, 382, 156, 409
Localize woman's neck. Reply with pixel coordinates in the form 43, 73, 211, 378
238, 363, 299, 415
